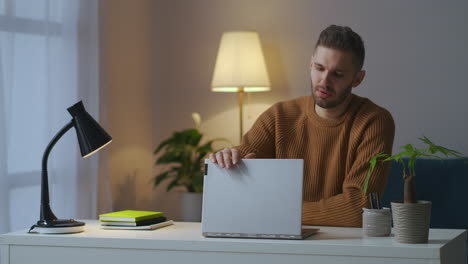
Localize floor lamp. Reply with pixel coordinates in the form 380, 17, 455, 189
211, 31, 271, 143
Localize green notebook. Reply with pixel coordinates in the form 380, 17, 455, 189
99, 210, 164, 222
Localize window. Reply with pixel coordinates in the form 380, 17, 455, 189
0, 0, 94, 232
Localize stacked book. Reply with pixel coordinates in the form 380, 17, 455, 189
99, 210, 173, 230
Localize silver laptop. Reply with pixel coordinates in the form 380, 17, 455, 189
202, 159, 318, 239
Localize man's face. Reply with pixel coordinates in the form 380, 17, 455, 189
310, 46, 364, 109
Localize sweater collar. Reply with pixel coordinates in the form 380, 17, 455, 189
306, 94, 359, 127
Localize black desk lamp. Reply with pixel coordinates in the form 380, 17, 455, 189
29, 101, 112, 234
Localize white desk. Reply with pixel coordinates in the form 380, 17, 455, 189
0, 220, 466, 264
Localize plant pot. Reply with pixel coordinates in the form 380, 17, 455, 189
362, 208, 392, 237
180, 192, 203, 222
391, 200, 432, 243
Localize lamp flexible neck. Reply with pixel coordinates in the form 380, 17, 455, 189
40, 121, 73, 222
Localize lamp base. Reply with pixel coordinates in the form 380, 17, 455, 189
29, 219, 85, 234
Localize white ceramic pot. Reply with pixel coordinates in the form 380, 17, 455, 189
362, 208, 392, 237
391, 200, 432, 243
180, 192, 203, 222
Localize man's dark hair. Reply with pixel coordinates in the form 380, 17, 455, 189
315, 25, 365, 70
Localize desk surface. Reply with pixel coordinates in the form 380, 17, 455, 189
1, 220, 466, 261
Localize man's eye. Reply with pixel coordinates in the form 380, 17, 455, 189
315, 66, 324, 71
334, 72, 344, 78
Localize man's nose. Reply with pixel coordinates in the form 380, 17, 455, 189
319, 71, 332, 86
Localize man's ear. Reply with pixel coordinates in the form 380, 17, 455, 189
352, 70, 366, 88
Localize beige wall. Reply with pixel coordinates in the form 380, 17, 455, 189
153, 0, 294, 147
153, 0, 468, 219
101, 0, 468, 218
153, 0, 468, 153
101, 0, 155, 212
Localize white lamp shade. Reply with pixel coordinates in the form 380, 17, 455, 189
211, 31, 271, 92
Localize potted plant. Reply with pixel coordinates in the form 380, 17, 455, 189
364, 136, 464, 243
153, 113, 229, 221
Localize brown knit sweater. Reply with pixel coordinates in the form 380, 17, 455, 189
237, 94, 395, 227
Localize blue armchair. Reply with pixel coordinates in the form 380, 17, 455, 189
381, 158, 468, 229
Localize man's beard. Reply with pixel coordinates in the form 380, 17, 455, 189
311, 83, 353, 109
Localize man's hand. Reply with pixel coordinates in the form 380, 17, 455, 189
209, 148, 256, 168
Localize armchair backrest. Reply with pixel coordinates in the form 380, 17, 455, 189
382, 158, 468, 229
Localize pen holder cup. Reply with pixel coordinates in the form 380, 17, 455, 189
362, 208, 391, 237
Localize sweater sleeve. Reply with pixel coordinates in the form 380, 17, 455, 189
236, 105, 277, 158
302, 110, 395, 227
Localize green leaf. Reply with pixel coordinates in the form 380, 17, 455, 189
154, 137, 176, 154
154, 171, 171, 186
363, 152, 388, 195
419, 136, 433, 146
166, 179, 180, 192
153, 126, 232, 192
191, 171, 204, 193
408, 154, 417, 176
156, 152, 183, 164
176, 129, 203, 146
363, 169, 371, 195
195, 142, 213, 159
401, 144, 415, 153
420, 136, 466, 159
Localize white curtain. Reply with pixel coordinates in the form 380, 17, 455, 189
0, 0, 108, 233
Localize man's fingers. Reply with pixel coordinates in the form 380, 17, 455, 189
210, 148, 250, 169
222, 148, 232, 168
232, 149, 240, 165
215, 151, 225, 168
209, 153, 216, 163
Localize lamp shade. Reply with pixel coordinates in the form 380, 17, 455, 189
67, 101, 112, 158
211, 31, 271, 92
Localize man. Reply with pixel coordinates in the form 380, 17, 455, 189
209, 25, 395, 227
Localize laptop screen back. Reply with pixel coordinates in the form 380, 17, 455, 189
202, 159, 304, 238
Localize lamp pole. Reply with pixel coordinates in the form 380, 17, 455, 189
238, 87, 244, 143
39, 121, 74, 225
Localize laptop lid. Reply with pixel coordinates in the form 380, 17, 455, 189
202, 159, 306, 239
